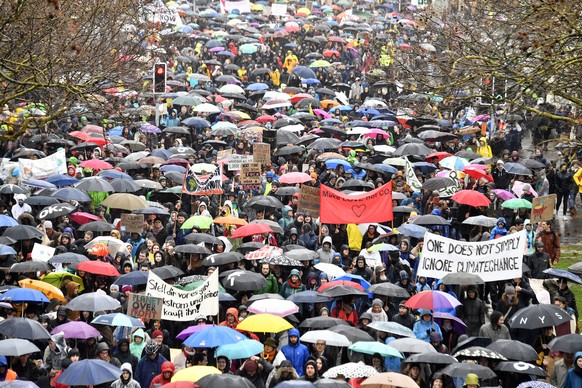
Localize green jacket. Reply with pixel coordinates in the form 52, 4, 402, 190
254, 273, 279, 295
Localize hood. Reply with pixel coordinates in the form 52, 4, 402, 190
496, 217, 507, 227
226, 307, 239, 321
322, 236, 333, 246
282, 205, 292, 214
575, 351, 582, 363
289, 269, 301, 279
118, 338, 130, 352
289, 328, 300, 341
120, 362, 132, 376
419, 308, 432, 318
132, 328, 145, 340
524, 219, 531, 227
479, 137, 487, 144
161, 361, 175, 374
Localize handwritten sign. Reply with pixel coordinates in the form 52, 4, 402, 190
271, 3, 287, 16
31, 243, 55, 262
120, 214, 145, 234
253, 143, 271, 165
298, 185, 320, 218
128, 292, 163, 321
145, 270, 219, 321
217, 149, 233, 161
530, 194, 556, 223
227, 154, 253, 171
240, 163, 262, 190
416, 231, 526, 282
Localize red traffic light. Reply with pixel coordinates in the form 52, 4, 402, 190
156, 66, 165, 75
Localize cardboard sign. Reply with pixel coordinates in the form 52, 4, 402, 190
305, 0, 313, 10
227, 154, 253, 171
120, 213, 145, 234
128, 292, 164, 321
253, 143, 271, 164
271, 3, 287, 16
31, 243, 55, 262
417, 231, 526, 282
240, 162, 262, 190
217, 149, 233, 161
298, 185, 320, 218
531, 194, 557, 223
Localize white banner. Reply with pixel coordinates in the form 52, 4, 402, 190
145, 269, 219, 321
271, 3, 288, 16
220, 0, 251, 13
19, 149, 67, 180
227, 154, 253, 171
405, 158, 422, 192
416, 231, 526, 282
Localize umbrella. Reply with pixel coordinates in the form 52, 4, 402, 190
195, 373, 254, 388
495, 361, 546, 377
0, 245, 16, 256
202, 252, 244, 266
451, 337, 493, 354
216, 339, 264, 360
52, 187, 91, 202
46, 175, 78, 187
421, 177, 456, 191
313, 263, 346, 280
393, 143, 433, 157
10, 261, 52, 273
501, 198, 532, 209
487, 340, 539, 362
462, 215, 498, 228
110, 178, 141, 193
244, 195, 284, 210
41, 272, 85, 292
453, 346, 507, 360
181, 216, 214, 230
248, 299, 298, 317
84, 237, 130, 257
91, 313, 145, 328
543, 268, 582, 284
315, 379, 351, 388
389, 338, 437, 354
548, 333, 582, 353
18, 279, 67, 303
405, 291, 461, 310
24, 196, 59, 206
75, 177, 115, 192
451, 190, 490, 207
508, 304, 570, 329
66, 291, 121, 312
174, 245, 213, 255
433, 312, 467, 334
328, 326, 375, 343
77, 260, 120, 277
301, 330, 351, 347
221, 270, 267, 291
403, 353, 457, 365
285, 249, 319, 262
112, 270, 147, 287
319, 285, 368, 298
0, 288, 50, 304
367, 283, 411, 298
0, 317, 51, 340
279, 172, 311, 184
52, 321, 100, 339
0, 184, 28, 194
275, 382, 316, 388
441, 363, 497, 380
0, 338, 40, 356
55, 359, 121, 386
184, 325, 245, 348
152, 265, 184, 280
503, 162, 532, 176
250, 220, 284, 234
361, 372, 419, 388
100, 193, 147, 210
409, 215, 450, 226
78, 221, 115, 232
36, 203, 76, 220
349, 341, 403, 358
367, 322, 415, 338
3, 225, 44, 240
262, 255, 302, 267
440, 156, 470, 170
299, 316, 350, 329
213, 216, 247, 226
442, 273, 484, 285
323, 362, 378, 379
236, 313, 293, 333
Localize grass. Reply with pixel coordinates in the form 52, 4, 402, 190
555, 246, 582, 326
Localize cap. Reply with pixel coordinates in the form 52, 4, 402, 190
44, 220, 53, 229
264, 337, 277, 348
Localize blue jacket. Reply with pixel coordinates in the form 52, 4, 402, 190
413, 310, 442, 343
489, 217, 508, 240
564, 351, 582, 388
281, 328, 310, 376
134, 354, 167, 388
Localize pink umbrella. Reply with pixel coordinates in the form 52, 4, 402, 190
313, 109, 331, 119
52, 321, 100, 339
362, 128, 390, 139
245, 246, 283, 261
209, 46, 225, 52
471, 114, 491, 122
79, 159, 113, 170
279, 172, 311, 184
492, 189, 516, 201
69, 212, 101, 225
467, 164, 488, 170
512, 180, 538, 198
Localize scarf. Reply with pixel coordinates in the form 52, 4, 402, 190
261, 348, 277, 363
287, 278, 302, 289
152, 224, 164, 235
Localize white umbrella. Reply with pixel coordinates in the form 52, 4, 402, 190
389, 338, 437, 354
346, 127, 372, 136
301, 330, 351, 347
84, 236, 130, 257
314, 263, 345, 280
194, 103, 221, 114
263, 91, 291, 101
218, 84, 245, 95
248, 299, 298, 317
419, 43, 437, 52
374, 145, 396, 154
323, 362, 378, 379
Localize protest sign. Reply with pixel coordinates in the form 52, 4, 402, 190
19, 149, 67, 180
182, 165, 223, 195
405, 159, 422, 192
531, 194, 556, 223
416, 231, 526, 282
146, 0, 183, 25
253, 143, 271, 164
120, 214, 144, 234
217, 149, 233, 161
220, 0, 251, 13
128, 293, 163, 321
145, 270, 219, 321
227, 154, 253, 171
320, 183, 393, 224
31, 243, 55, 262
240, 162, 262, 190
298, 185, 320, 218
271, 3, 287, 16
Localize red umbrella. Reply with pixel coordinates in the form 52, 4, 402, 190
461, 166, 494, 182
451, 190, 491, 207
69, 212, 101, 225
323, 50, 340, 57
69, 131, 91, 141
79, 159, 113, 170
256, 115, 277, 124
328, 36, 346, 43
85, 137, 108, 146
318, 280, 364, 292
77, 260, 120, 277
279, 172, 311, 184
230, 223, 273, 239
426, 152, 452, 162
290, 93, 312, 104
81, 125, 105, 134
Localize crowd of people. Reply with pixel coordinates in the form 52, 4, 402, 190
0, 0, 580, 387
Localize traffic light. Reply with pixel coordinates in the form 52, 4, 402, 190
153, 63, 167, 94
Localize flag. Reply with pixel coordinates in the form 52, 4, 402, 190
182, 165, 223, 195
320, 183, 393, 224
405, 158, 422, 192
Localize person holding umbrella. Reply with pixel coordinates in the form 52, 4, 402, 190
413, 309, 442, 343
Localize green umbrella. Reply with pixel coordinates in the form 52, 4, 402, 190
177, 281, 226, 292
501, 198, 532, 209
181, 215, 214, 230
348, 341, 403, 359
42, 272, 85, 292
240, 44, 258, 55
309, 60, 332, 68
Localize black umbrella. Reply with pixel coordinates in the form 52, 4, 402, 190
273, 187, 301, 196
37, 203, 76, 220
133, 207, 170, 217
10, 261, 52, 273
315, 379, 351, 388
277, 131, 301, 145
287, 290, 332, 304
299, 316, 350, 329
403, 353, 457, 365
392, 143, 433, 156
237, 242, 265, 252
174, 245, 213, 255
284, 249, 319, 262
418, 130, 458, 142
367, 282, 411, 298
78, 221, 115, 232
243, 195, 284, 210
453, 346, 507, 361
221, 270, 267, 291
508, 304, 570, 329
422, 177, 456, 191
442, 273, 484, 285
441, 363, 497, 380
455, 150, 482, 160
197, 373, 255, 388
0, 317, 51, 340
495, 361, 545, 377
112, 271, 148, 287
75, 178, 115, 193
409, 215, 450, 226
548, 333, 582, 353
24, 196, 59, 206
307, 138, 342, 150
503, 162, 532, 176
4, 225, 44, 240
185, 234, 222, 245
152, 265, 184, 280
519, 159, 546, 169
49, 252, 89, 265
328, 325, 374, 342
202, 252, 244, 266
261, 255, 301, 267
319, 285, 368, 298
339, 179, 375, 191
276, 145, 304, 156
487, 340, 539, 362
451, 337, 493, 354
0, 184, 28, 194
392, 206, 416, 214
0, 236, 16, 245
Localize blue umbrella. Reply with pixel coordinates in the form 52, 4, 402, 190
246, 83, 269, 91
107, 126, 123, 136
373, 164, 397, 174
184, 325, 245, 348
112, 271, 148, 287
325, 159, 352, 169
0, 288, 50, 303
52, 188, 91, 202
204, 39, 222, 48
98, 170, 133, 180
329, 105, 353, 113
292, 66, 316, 79
220, 292, 237, 302
217, 50, 235, 57
413, 162, 438, 174
0, 245, 17, 256
284, 43, 299, 48
0, 215, 18, 227
160, 164, 186, 173
302, 78, 321, 85
335, 274, 372, 290
216, 339, 263, 359
182, 117, 211, 129
91, 313, 145, 328
140, 124, 161, 134
396, 224, 428, 239
46, 174, 78, 187
55, 359, 121, 386
320, 118, 343, 125
22, 179, 57, 189
287, 290, 331, 304
357, 108, 381, 115
150, 148, 172, 160
543, 268, 582, 285
349, 341, 404, 358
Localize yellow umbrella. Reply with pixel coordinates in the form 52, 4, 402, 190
19, 279, 67, 303
171, 366, 221, 382
237, 314, 293, 333
231, 111, 251, 120
296, 7, 311, 16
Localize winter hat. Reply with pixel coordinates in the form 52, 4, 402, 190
244, 360, 258, 373
505, 285, 515, 295
463, 373, 480, 387
264, 338, 277, 348
152, 330, 164, 339
429, 331, 442, 342
372, 298, 383, 308
122, 285, 133, 293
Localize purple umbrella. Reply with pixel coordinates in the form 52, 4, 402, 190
433, 312, 467, 334
140, 124, 161, 134
492, 189, 516, 201
52, 321, 100, 339
209, 46, 225, 52
176, 324, 213, 340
